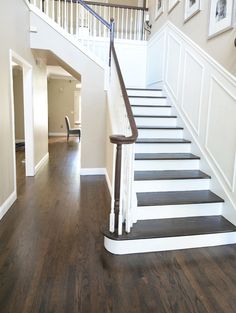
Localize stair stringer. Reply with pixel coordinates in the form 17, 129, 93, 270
30, 9, 108, 171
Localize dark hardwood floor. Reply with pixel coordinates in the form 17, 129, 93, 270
0, 137, 236, 313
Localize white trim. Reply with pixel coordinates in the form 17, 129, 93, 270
49, 132, 67, 137
10, 50, 35, 177
35, 153, 49, 174
104, 231, 236, 255
105, 169, 112, 195
181, 49, 204, 136
29, 5, 105, 69
80, 168, 106, 176
0, 191, 17, 221
205, 76, 236, 192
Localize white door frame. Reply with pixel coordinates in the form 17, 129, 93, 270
9, 50, 35, 184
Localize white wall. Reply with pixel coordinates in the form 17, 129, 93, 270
147, 22, 236, 224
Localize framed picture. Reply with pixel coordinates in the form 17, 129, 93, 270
184, 0, 201, 22
209, 0, 234, 38
155, 0, 164, 20
168, 0, 180, 13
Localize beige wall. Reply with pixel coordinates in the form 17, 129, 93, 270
0, 0, 48, 208
13, 67, 25, 141
148, 1, 236, 75
48, 79, 80, 133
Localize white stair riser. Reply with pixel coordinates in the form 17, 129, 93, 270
136, 203, 222, 220
130, 98, 167, 106
134, 159, 200, 171
134, 179, 210, 192
138, 129, 183, 139
127, 90, 164, 97
135, 117, 177, 127
135, 143, 191, 153
132, 107, 171, 116
104, 232, 236, 255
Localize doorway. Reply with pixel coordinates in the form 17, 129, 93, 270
10, 50, 35, 196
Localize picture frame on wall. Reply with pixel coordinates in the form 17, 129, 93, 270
168, 0, 180, 13
184, 0, 201, 22
155, 0, 164, 20
208, 0, 234, 38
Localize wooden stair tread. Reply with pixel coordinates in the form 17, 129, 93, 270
131, 104, 171, 108
134, 115, 177, 118
137, 190, 224, 206
126, 88, 162, 91
134, 170, 211, 181
103, 216, 235, 241
129, 95, 166, 99
136, 138, 191, 144
135, 153, 200, 160
137, 126, 183, 130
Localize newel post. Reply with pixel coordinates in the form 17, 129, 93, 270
113, 143, 122, 234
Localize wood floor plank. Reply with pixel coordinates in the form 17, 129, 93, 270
0, 137, 236, 313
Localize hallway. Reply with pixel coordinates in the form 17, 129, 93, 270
0, 138, 236, 313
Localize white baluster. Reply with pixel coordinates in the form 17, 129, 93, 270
125, 9, 128, 39
134, 10, 138, 40
64, 0, 67, 30
117, 7, 120, 39
121, 8, 124, 39
129, 9, 133, 40
39, 0, 42, 11
76, 0, 79, 38
70, 0, 73, 34
45, 0, 49, 15
99, 5, 102, 37
52, 0, 55, 20
57, 0, 60, 25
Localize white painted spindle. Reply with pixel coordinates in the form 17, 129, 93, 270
70, 0, 73, 34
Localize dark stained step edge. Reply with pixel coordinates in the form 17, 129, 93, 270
137, 126, 183, 130
131, 104, 171, 108
129, 95, 166, 99
134, 170, 211, 181
135, 153, 200, 160
103, 216, 234, 241
127, 88, 162, 91
136, 139, 191, 144
134, 115, 177, 118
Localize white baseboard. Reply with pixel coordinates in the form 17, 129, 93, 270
80, 168, 106, 176
35, 153, 49, 174
0, 190, 17, 221
49, 132, 67, 137
15, 139, 25, 143
105, 169, 112, 195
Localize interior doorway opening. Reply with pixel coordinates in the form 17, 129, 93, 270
10, 50, 35, 197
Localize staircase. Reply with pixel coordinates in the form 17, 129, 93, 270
104, 88, 236, 255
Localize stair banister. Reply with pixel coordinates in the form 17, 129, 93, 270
77, 0, 138, 235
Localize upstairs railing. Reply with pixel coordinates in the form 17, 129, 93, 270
30, 0, 148, 41
29, 0, 139, 235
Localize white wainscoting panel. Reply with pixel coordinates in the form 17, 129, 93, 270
146, 32, 165, 86
146, 21, 236, 223
165, 32, 181, 100
181, 50, 204, 135
206, 77, 236, 192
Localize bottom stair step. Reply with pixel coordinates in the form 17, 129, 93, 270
104, 216, 236, 255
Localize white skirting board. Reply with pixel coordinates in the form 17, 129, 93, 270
0, 191, 17, 221
104, 232, 236, 255
48, 132, 67, 137
80, 168, 106, 176
35, 153, 49, 174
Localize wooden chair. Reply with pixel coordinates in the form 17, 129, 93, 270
65, 116, 81, 141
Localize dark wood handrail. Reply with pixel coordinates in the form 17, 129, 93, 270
84, 1, 148, 11
109, 43, 138, 145
77, 0, 111, 29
